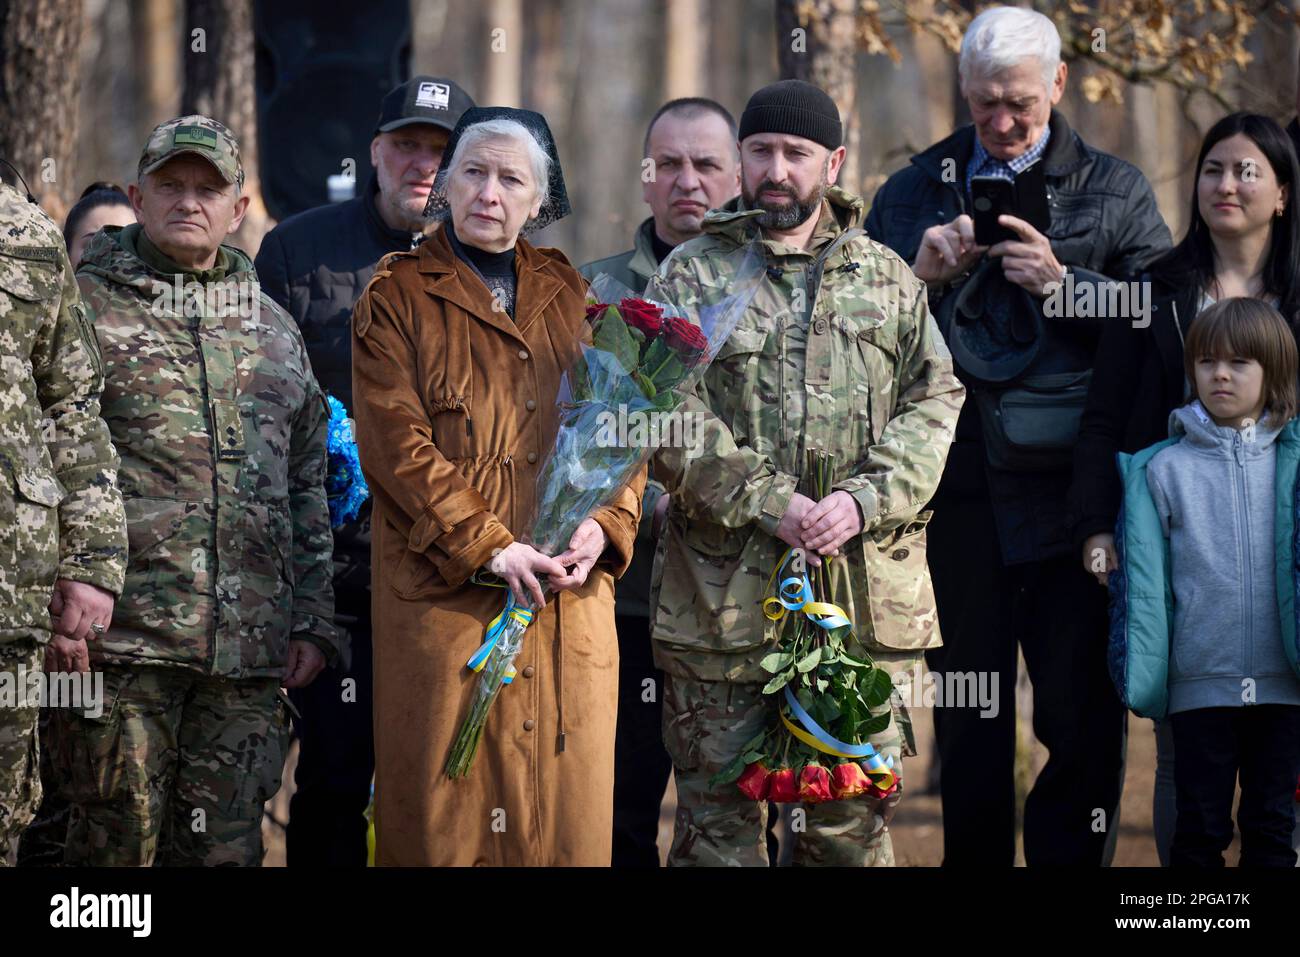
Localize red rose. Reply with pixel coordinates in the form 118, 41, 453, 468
661, 315, 709, 364
619, 297, 665, 338
798, 763, 834, 804
767, 767, 799, 803
736, 761, 772, 800
861, 761, 900, 800
585, 301, 612, 322
830, 762, 871, 799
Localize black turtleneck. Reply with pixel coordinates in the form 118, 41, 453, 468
649, 227, 675, 265
446, 222, 518, 317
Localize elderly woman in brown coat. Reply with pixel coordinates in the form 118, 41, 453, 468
352, 107, 644, 866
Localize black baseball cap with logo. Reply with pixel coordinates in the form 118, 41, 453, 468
375, 76, 475, 135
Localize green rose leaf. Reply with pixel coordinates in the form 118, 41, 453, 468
761, 668, 796, 695
796, 650, 822, 673
862, 668, 895, 708
760, 651, 795, 674
709, 751, 749, 788
593, 309, 642, 372
859, 710, 893, 736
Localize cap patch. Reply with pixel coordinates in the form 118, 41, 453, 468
173, 127, 219, 149
416, 81, 450, 110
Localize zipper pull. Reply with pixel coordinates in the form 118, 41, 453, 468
466, 415, 473, 437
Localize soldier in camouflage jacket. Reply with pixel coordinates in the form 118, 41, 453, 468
0, 182, 127, 861
44, 116, 341, 866
647, 81, 964, 867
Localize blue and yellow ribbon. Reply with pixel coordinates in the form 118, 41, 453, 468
762, 547, 850, 631
782, 687, 896, 788
466, 592, 534, 684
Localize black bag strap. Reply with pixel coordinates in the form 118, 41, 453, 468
808, 226, 864, 308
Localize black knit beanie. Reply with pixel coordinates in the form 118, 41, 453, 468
738, 79, 842, 150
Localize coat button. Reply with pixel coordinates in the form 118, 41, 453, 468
525, 399, 536, 411
527, 451, 537, 463
522, 665, 535, 678
523, 719, 535, 731
892, 547, 910, 561
858, 329, 873, 342
518, 349, 529, 360
813, 318, 828, 335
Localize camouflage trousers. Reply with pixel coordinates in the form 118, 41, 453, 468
15, 706, 71, 865
45, 665, 290, 866
0, 640, 42, 865
662, 651, 920, 867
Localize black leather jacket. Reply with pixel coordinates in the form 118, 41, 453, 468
255, 175, 420, 594
866, 110, 1171, 564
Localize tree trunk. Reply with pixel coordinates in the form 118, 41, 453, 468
664, 0, 704, 101
0, 0, 84, 221
483, 0, 523, 107
133, 0, 180, 133
182, 0, 267, 254
773, 0, 859, 194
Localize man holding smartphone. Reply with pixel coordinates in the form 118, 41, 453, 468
865, 5, 1169, 867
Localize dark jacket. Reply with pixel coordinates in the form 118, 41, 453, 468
578, 217, 666, 620
1067, 263, 1197, 551
255, 174, 419, 594
865, 110, 1171, 564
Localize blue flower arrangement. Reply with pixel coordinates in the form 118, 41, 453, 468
325, 394, 369, 528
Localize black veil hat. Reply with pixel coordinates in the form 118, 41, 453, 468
422, 106, 571, 232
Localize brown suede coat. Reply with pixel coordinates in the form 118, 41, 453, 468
352, 228, 644, 866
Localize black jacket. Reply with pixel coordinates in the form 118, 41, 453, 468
255, 175, 419, 595
255, 174, 420, 415
865, 110, 1171, 564
1066, 265, 1197, 552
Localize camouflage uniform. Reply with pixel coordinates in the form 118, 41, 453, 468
647, 186, 964, 866
42, 116, 342, 866
0, 184, 127, 862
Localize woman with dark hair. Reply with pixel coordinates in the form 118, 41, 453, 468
63, 181, 134, 266
1069, 111, 1300, 864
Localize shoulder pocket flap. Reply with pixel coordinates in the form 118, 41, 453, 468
714, 326, 768, 360
0, 256, 59, 302
14, 467, 66, 507
842, 314, 897, 358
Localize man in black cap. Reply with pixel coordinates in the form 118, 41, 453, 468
648, 79, 963, 866
254, 75, 475, 867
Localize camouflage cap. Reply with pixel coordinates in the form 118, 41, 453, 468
138, 115, 244, 189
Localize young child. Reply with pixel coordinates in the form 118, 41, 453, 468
1110, 297, 1300, 867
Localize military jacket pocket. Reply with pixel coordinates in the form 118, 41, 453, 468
0, 253, 59, 367
853, 510, 941, 652
0, 461, 65, 592
707, 326, 770, 440
118, 497, 209, 643
651, 519, 771, 655
0, 250, 59, 302
238, 503, 295, 666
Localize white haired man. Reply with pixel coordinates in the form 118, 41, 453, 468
865, 6, 1171, 866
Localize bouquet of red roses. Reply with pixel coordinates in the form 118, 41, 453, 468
710, 449, 901, 806
446, 245, 765, 778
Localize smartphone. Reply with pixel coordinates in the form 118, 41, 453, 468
971, 162, 1051, 246
971, 176, 1018, 246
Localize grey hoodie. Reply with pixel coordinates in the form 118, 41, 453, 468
1146, 402, 1300, 713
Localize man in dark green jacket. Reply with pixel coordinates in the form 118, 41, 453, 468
578, 96, 738, 867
